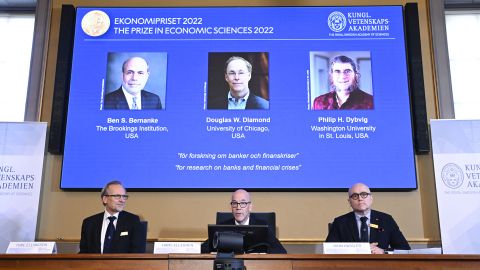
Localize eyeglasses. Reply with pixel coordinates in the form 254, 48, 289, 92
105, 194, 129, 200
230, 201, 251, 208
349, 192, 370, 200
226, 71, 249, 78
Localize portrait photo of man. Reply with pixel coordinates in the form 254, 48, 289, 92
310, 52, 374, 110
103, 52, 167, 110
207, 52, 269, 110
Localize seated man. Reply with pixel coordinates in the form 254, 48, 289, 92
201, 189, 286, 254
326, 183, 410, 254
79, 180, 146, 253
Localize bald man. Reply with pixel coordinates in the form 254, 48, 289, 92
325, 183, 410, 253
201, 189, 286, 254
104, 56, 162, 110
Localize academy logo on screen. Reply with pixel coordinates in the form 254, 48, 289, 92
327, 11, 391, 38
81, 10, 110, 37
441, 163, 464, 189
327, 11, 347, 32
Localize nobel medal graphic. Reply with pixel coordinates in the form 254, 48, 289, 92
81, 10, 110, 37
441, 163, 464, 189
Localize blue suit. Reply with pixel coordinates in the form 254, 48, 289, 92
104, 88, 162, 110
326, 210, 410, 251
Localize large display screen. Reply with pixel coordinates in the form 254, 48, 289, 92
60, 6, 417, 190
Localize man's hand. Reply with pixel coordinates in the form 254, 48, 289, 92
370, 242, 384, 254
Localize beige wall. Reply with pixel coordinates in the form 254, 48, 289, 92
38, 0, 439, 244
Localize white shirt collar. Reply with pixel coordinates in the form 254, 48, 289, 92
103, 210, 120, 220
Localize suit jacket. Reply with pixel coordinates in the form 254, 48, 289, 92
209, 92, 269, 109
79, 211, 146, 253
325, 210, 410, 250
201, 215, 287, 254
104, 88, 162, 110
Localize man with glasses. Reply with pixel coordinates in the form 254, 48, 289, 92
79, 180, 146, 253
208, 56, 269, 109
312, 55, 373, 110
325, 183, 410, 253
201, 189, 286, 253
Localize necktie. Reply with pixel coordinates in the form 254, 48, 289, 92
360, 216, 369, 242
103, 216, 116, 253
132, 97, 138, 110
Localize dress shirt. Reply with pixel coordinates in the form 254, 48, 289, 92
228, 91, 250, 109
313, 89, 373, 110
121, 87, 142, 109
354, 211, 371, 241
100, 211, 119, 253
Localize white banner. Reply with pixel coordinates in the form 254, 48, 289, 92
431, 119, 480, 254
0, 122, 47, 253
6, 241, 56, 254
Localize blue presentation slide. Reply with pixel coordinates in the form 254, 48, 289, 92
61, 6, 417, 189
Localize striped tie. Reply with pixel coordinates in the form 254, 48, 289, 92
132, 97, 138, 110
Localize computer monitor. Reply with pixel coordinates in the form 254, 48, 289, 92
207, 224, 270, 254
216, 212, 276, 236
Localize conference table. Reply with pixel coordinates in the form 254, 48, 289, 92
1, 253, 480, 270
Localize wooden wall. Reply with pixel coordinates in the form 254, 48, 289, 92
37, 0, 439, 244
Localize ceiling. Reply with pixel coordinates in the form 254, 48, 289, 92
0, 0, 36, 8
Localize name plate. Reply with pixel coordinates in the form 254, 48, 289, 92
153, 242, 201, 254
6, 242, 57, 254
323, 242, 371, 254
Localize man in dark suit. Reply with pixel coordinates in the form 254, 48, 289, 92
79, 181, 146, 253
201, 189, 286, 254
208, 56, 269, 110
326, 183, 410, 253
104, 57, 162, 110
